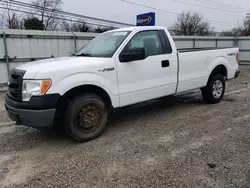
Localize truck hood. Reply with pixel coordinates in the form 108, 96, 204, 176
17, 57, 110, 78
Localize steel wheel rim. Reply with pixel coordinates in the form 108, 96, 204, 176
212, 80, 223, 98
76, 104, 102, 133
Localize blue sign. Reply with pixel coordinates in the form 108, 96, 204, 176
136, 12, 155, 26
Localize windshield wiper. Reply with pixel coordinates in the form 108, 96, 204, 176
76, 53, 92, 57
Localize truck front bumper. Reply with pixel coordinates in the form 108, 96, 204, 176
5, 103, 56, 128
5, 93, 61, 128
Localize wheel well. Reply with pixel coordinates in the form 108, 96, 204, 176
211, 65, 227, 78
54, 85, 112, 120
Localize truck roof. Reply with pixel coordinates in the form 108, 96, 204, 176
110, 26, 167, 32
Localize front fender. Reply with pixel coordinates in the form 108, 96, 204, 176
47, 72, 119, 106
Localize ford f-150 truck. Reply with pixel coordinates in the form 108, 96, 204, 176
5, 26, 240, 142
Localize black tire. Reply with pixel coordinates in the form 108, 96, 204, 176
66, 93, 109, 142
202, 74, 225, 104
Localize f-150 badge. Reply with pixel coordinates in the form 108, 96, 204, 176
98, 68, 115, 72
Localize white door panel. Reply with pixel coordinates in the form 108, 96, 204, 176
116, 30, 177, 107
118, 55, 171, 94
117, 55, 176, 106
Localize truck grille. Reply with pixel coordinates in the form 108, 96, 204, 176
8, 69, 26, 101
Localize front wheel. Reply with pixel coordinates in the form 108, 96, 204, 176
202, 74, 225, 104
66, 94, 109, 142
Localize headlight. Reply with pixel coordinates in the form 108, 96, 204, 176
22, 79, 51, 101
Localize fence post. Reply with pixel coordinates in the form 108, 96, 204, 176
73, 34, 77, 54
234, 36, 239, 47
215, 38, 218, 48
3, 32, 10, 77
193, 37, 196, 48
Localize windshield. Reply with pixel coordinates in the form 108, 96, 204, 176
76, 31, 131, 58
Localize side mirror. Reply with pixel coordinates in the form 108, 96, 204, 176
119, 48, 146, 63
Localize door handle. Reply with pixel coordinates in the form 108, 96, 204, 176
162, 60, 170, 68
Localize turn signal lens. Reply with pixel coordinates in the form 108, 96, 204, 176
41, 80, 52, 95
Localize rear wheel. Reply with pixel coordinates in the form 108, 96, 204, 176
202, 74, 225, 104
66, 94, 108, 142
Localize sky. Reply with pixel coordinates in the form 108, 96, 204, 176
20, 0, 250, 31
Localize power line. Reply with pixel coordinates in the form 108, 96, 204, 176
1, 0, 238, 28
0, 6, 120, 28
0, 4, 208, 33
0, 2, 37, 13
121, 0, 237, 26
0, 0, 134, 27
0, 4, 236, 34
172, 0, 243, 13
11, 0, 134, 26
1, 3, 107, 27
0, 5, 116, 28
120, 0, 179, 15
0, 3, 81, 25
198, 0, 249, 11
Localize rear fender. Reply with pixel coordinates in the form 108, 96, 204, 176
207, 56, 229, 79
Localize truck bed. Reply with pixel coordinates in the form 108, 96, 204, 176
176, 47, 239, 93
178, 47, 236, 53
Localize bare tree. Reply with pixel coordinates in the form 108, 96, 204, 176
240, 19, 250, 36
220, 28, 241, 36
220, 19, 250, 36
24, 17, 44, 30
93, 26, 115, 33
61, 19, 91, 32
169, 12, 213, 36
1, 0, 23, 29
0, 15, 4, 29
31, 0, 62, 30
60, 20, 71, 32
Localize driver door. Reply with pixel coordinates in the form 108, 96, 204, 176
116, 30, 176, 107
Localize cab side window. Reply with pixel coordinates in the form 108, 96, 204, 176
126, 31, 163, 58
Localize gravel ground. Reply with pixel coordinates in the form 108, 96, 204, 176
0, 66, 250, 188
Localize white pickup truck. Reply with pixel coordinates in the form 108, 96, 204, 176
5, 26, 240, 142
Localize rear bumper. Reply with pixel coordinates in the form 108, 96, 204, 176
5, 103, 56, 128
234, 70, 240, 79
